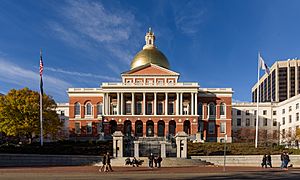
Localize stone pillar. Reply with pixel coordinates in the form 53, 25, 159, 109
194, 93, 198, 116
117, 93, 120, 115
106, 93, 109, 115
112, 131, 124, 158
160, 141, 166, 158
102, 93, 105, 115
165, 92, 168, 115
176, 93, 179, 115
154, 93, 157, 115
180, 93, 183, 115
191, 93, 194, 115
175, 131, 188, 158
134, 141, 139, 158
143, 92, 146, 115
120, 93, 123, 115
131, 93, 134, 115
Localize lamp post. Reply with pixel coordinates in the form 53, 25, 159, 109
223, 134, 227, 172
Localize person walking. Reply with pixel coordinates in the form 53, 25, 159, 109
283, 152, 290, 170
280, 152, 285, 169
261, 154, 267, 168
99, 153, 107, 172
267, 153, 272, 168
157, 155, 163, 168
148, 153, 154, 168
106, 152, 113, 172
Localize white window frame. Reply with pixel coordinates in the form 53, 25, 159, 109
220, 122, 226, 134
220, 103, 226, 119
87, 122, 92, 134
75, 102, 81, 118
97, 103, 103, 116
85, 102, 93, 117
208, 102, 216, 119
157, 80, 163, 86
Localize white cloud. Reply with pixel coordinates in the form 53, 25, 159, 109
49, 0, 140, 66
173, 1, 207, 35
44, 67, 120, 81
0, 57, 72, 100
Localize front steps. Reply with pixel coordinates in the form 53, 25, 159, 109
94, 157, 214, 167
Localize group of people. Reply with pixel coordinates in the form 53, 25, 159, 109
261, 154, 272, 168
261, 151, 291, 170
99, 152, 113, 172
148, 153, 163, 168
125, 157, 144, 167
280, 151, 290, 170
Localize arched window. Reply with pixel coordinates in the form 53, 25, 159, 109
220, 103, 226, 116
85, 102, 92, 115
209, 103, 216, 116
75, 102, 80, 116
198, 103, 203, 116
97, 103, 103, 115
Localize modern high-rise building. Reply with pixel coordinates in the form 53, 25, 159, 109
252, 59, 300, 103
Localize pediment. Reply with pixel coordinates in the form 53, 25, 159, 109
122, 63, 179, 76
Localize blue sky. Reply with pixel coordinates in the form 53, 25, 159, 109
1, 0, 300, 102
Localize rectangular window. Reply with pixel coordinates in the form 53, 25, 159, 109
220, 122, 226, 133
263, 110, 267, 115
254, 118, 256, 126
282, 109, 285, 114
75, 122, 81, 134
168, 102, 174, 115
282, 129, 285, 138
96, 122, 102, 134
112, 105, 117, 115
147, 102, 153, 115
296, 103, 299, 109
273, 111, 276, 115
289, 115, 292, 123
157, 102, 163, 115
136, 102, 142, 115
136, 80, 142, 85
126, 102, 131, 114
147, 80, 153, 85
208, 122, 215, 134
237, 110, 241, 115
97, 104, 103, 115
87, 122, 92, 134
282, 117, 285, 125
273, 119, 277, 126
237, 118, 241, 126
297, 113, 299, 121
273, 130, 278, 139
245, 110, 250, 116
263, 118, 268, 126
289, 106, 292, 112
254, 110, 257, 115
157, 80, 163, 85
246, 118, 250, 126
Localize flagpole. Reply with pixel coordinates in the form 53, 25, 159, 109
255, 52, 260, 148
40, 49, 43, 146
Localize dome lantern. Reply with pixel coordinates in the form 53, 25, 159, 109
130, 28, 170, 70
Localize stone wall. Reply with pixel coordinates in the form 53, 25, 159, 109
191, 155, 300, 167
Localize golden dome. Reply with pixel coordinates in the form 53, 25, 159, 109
130, 28, 170, 70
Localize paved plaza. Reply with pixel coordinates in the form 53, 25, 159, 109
0, 166, 300, 180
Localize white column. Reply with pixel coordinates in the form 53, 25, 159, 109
108, 93, 110, 115
103, 93, 106, 115
287, 61, 290, 98
194, 93, 198, 115
117, 93, 120, 115
143, 92, 146, 115
120, 93, 123, 115
176, 93, 179, 115
165, 92, 168, 115
131, 93, 135, 115
180, 93, 183, 115
106, 93, 109, 115
154, 93, 157, 115
191, 93, 194, 115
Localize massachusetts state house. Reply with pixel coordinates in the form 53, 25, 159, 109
67, 29, 233, 143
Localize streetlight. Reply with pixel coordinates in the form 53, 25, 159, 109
223, 134, 227, 172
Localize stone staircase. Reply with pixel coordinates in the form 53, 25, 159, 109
94, 157, 214, 167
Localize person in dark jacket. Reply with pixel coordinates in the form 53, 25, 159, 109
261, 154, 267, 168
106, 152, 113, 172
148, 153, 154, 168
99, 153, 107, 172
157, 156, 163, 168
267, 153, 272, 168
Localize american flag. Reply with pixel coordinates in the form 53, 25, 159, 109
39, 51, 43, 76
40, 49, 44, 95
